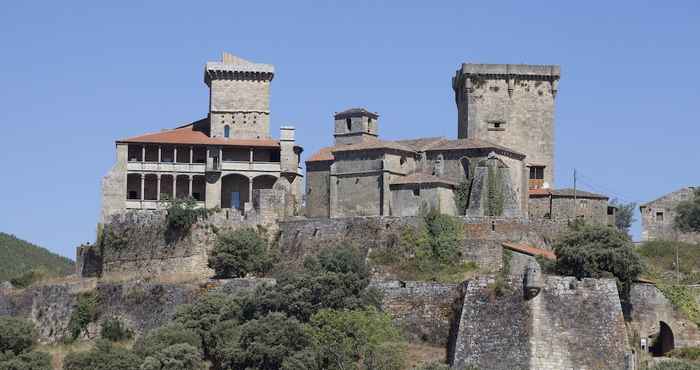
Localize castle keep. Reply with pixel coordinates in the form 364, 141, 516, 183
101, 53, 303, 222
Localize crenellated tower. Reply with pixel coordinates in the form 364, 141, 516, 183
453, 63, 560, 188
204, 52, 275, 139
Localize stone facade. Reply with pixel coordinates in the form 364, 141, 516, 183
306, 108, 529, 219
101, 52, 303, 223
453, 63, 560, 188
640, 186, 700, 242
529, 188, 615, 226
450, 275, 630, 370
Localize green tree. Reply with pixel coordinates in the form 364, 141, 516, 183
0, 351, 52, 370
139, 343, 206, 370
133, 323, 202, 359
0, 317, 37, 356
62, 340, 141, 370
309, 308, 405, 370
165, 198, 206, 233
100, 317, 132, 342
208, 228, 272, 278
609, 199, 636, 234
553, 224, 643, 305
674, 188, 700, 233
215, 313, 313, 370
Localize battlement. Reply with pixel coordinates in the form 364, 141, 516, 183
204, 52, 274, 85
454, 63, 560, 81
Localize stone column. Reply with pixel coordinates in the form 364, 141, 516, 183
173, 175, 177, 200
158, 146, 162, 162
156, 174, 161, 201
140, 173, 145, 201
189, 146, 194, 164
248, 177, 253, 205
188, 175, 193, 198
174, 147, 178, 163
249, 148, 254, 163
141, 146, 146, 162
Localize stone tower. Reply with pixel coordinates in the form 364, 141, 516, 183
453, 63, 560, 188
333, 108, 379, 145
204, 52, 275, 139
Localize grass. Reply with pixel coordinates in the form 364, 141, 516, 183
403, 343, 446, 370
37, 340, 134, 370
636, 240, 700, 285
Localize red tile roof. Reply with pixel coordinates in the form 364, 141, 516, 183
502, 242, 556, 260
117, 120, 280, 148
306, 146, 336, 162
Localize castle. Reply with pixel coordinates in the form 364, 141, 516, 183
101, 53, 304, 224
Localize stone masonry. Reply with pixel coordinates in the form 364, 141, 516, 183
453, 63, 560, 188
640, 186, 700, 243
450, 275, 630, 370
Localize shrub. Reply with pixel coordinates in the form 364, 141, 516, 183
67, 291, 100, 340
208, 228, 272, 278
134, 323, 202, 359
648, 361, 700, 370
100, 317, 132, 342
454, 181, 471, 215
657, 285, 700, 327
9, 269, 48, 289
166, 198, 205, 233
139, 343, 206, 370
0, 317, 37, 355
215, 313, 313, 370
552, 224, 642, 305
0, 351, 52, 370
62, 340, 141, 370
309, 308, 405, 370
668, 347, 700, 361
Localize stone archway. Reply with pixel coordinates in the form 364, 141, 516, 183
252, 175, 277, 192
221, 174, 249, 210
650, 321, 675, 356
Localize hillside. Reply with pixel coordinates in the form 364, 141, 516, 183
0, 232, 74, 282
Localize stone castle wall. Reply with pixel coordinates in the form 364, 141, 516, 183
371, 280, 464, 346
450, 276, 630, 370
629, 283, 700, 350
0, 278, 271, 344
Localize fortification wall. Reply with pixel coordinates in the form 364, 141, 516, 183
277, 216, 567, 272
0, 278, 271, 344
450, 276, 630, 370
372, 280, 463, 346
629, 283, 700, 350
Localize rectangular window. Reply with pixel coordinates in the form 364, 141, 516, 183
529, 166, 545, 180
656, 211, 664, 222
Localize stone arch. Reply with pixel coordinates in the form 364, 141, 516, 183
650, 321, 675, 356
221, 174, 249, 210
252, 174, 277, 192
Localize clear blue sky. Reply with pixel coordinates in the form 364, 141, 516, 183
1, 1, 699, 258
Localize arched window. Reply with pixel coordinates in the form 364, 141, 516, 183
224, 125, 230, 138
346, 118, 352, 132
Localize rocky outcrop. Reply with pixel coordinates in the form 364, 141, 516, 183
0, 278, 272, 344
